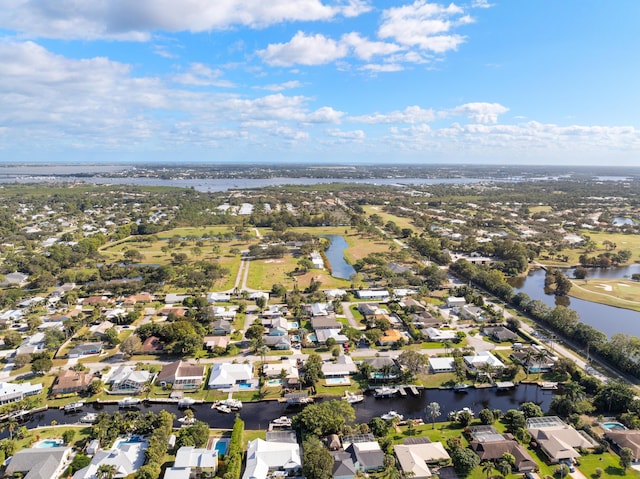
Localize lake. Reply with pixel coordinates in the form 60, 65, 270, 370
510, 266, 640, 338
322, 235, 356, 280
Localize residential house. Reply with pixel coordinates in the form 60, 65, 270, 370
242, 439, 301, 479
483, 326, 518, 342
332, 451, 357, 479
355, 290, 390, 301
165, 294, 189, 305
207, 292, 231, 303
393, 442, 451, 479
107, 366, 152, 394
315, 328, 348, 345
322, 355, 357, 378
68, 342, 103, 358
459, 305, 486, 322
425, 328, 457, 342
342, 434, 385, 472
467, 426, 536, 472
310, 251, 324, 269
0, 381, 42, 404
0, 271, 29, 287
73, 437, 148, 479
208, 363, 253, 389
310, 316, 342, 330
51, 370, 94, 396
378, 329, 403, 346
309, 302, 329, 316
410, 312, 442, 329
204, 335, 230, 351
401, 298, 427, 312
428, 357, 456, 373
141, 336, 164, 354
511, 347, 556, 373
160, 307, 186, 318
212, 318, 232, 336
157, 360, 206, 390
605, 430, 640, 461
16, 332, 46, 355
446, 297, 466, 308
122, 293, 155, 305
163, 446, 218, 479
263, 358, 299, 382
4, 447, 72, 479
89, 320, 116, 339
463, 351, 505, 372
526, 416, 598, 463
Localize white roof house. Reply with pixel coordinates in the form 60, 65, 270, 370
322, 355, 357, 377
163, 446, 219, 479
425, 328, 457, 342
208, 363, 253, 389
393, 442, 450, 479
242, 439, 301, 479
447, 297, 466, 308
0, 381, 43, 404
5, 447, 72, 479
106, 366, 152, 393
73, 437, 148, 479
463, 351, 505, 371
428, 357, 456, 373
316, 329, 348, 344
263, 359, 299, 380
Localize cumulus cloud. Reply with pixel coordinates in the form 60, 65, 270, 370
378, 1, 473, 53
448, 102, 509, 123
306, 106, 345, 123
257, 80, 303, 92
0, 0, 371, 40
327, 128, 365, 140
341, 32, 401, 61
171, 63, 235, 87
350, 105, 435, 124
258, 31, 349, 66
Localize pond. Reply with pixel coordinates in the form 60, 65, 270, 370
509, 266, 640, 338
322, 235, 356, 280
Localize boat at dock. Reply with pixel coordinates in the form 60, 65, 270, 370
63, 401, 85, 412
453, 383, 471, 393
380, 410, 404, 421
540, 382, 558, 390
343, 392, 364, 404
220, 398, 243, 410
215, 404, 232, 414
271, 416, 293, 427
178, 397, 197, 408
374, 387, 398, 398
118, 397, 141, 408
178, 416, 196, 425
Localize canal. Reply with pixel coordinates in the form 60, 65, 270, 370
322, 235, 356, 280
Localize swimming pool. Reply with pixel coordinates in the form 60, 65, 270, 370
288, 322, 299, 329
35, 439, 64, 448
325, 377, 350, 385
266, 379, 283, 387
212, 439, 229, 456
114, 436, 146, 449
602, 422, 627, 431
238, 382, 253, 390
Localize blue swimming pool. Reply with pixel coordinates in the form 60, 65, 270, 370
213, 439, 228, 456
325, 377, 350, 385
602, 422, 627, 431
114, 436, 146, 449
35, 439, 64, 448
288, 322, 299, 329
238, 382, 252, 390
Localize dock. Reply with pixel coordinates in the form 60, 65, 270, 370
398, 387, 407, 397
495, 381, 516, 390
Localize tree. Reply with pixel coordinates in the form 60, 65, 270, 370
120, 334, 142, 358
63, 429, 76, 444
619, 447, 633, 471
31, 354, 53, 374
478, 408, 495, 425
520, 402, 543, 419
304, 353, 323, 387
369, 417, 390, 437
452, 447, 481, 476
12, 353, 31, 369
3, 330, 22, 348
302, 437, 333, 479
294, 400, 355, 437
426, 401, 441, 429
397, 350, 428, 377
456, 410, 474, 427
497, 459, 512, 477
482, 460, 495, 479
104, 327, 120, 346
97, 464, 118, 479
245, 324, 265, 341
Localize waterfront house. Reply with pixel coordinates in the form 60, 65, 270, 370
332, 451, 357, 479
51, 369, 94, 396
428, 357, 456, 374
263, 358, 300, 381
463, 351, 505, 372
0, 381, 42, 404
208, 363, 253, 389
342, 434, 384, 472
157, 360, 206, 390
322, 355, 357, 378
106, 366, 152, 394
468, 426, 536, 472
393, 442, 450, 479
73, 437, 148, 479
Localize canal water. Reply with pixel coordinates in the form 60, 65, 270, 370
322, 235, 356, 280
510, 266, 640, 338
9, 385, 553, 436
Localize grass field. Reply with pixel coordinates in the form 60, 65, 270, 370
362, 205, 417, 232
539, 230, 640, 266
569, 279, 640, 312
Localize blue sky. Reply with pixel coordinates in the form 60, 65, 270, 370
1, 0, 639, 165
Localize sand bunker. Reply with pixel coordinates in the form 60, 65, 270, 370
618, 283, 631, 287
595, 284, 613, 291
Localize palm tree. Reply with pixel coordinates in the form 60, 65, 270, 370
562, 381, 585, 402
523, 348, 534, 378
482, 460, 495, 479
358, 361, 373, 382
97, 464, 117, 479
497, 460, 512, 477
426, 401, 441, 429
380, 364, 393, 383
534, 350, 547, 379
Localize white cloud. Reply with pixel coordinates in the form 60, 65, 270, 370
362, 63, 405, 72
0, 0, 371, 40
448, 102, 509, 123
306, 106, 345, 123
327, 128, 365, 139
378, 1, 473, 53
171, 63, 235, 87
259, 31, 349, 66
257, 80, 303, 92
350, 105, 435, 124
341, 32, 401, 61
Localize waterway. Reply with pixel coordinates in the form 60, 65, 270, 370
509, 266, 640, 338
6, 385, 553, 437
322, 235, 356, 280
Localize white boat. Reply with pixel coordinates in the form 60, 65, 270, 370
381, 410, 404, 421
80, 413, 98, 423
178, 416, 196, 425
118, 397, 141, 408
343, 392, 364, 404
540, 382, 558, 390
64, 401, 85, 412
271, 416, 292, 427
220, 398, 243, 410
374, 387, 398, 398
453, 384, 470, 393
178, 397, 197, 408
215, 404, 232, 414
